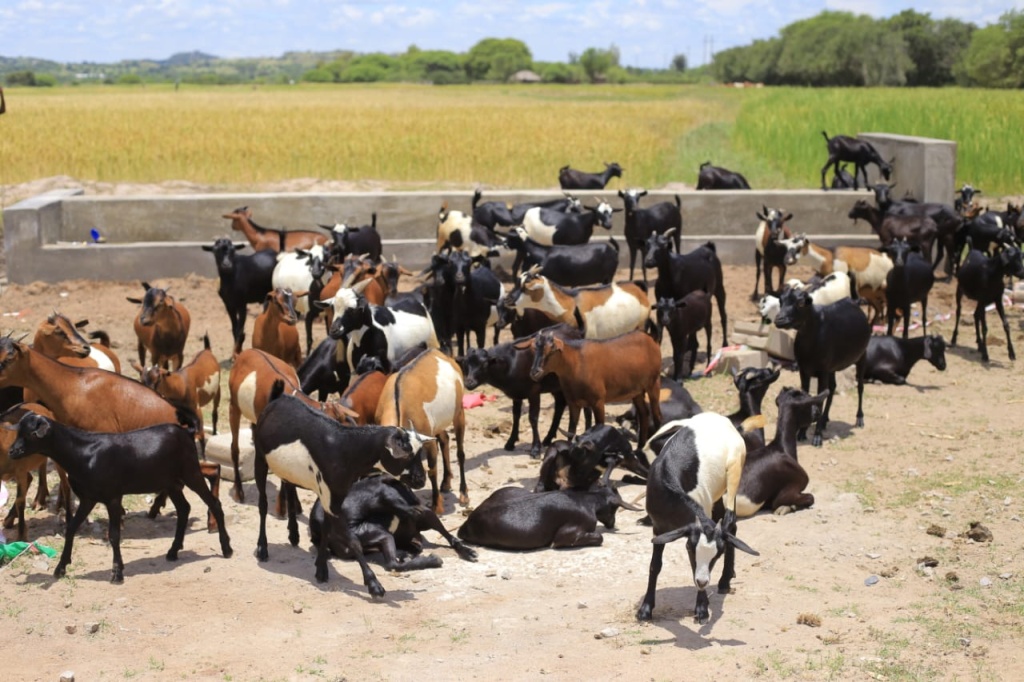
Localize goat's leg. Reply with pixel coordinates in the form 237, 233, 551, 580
30, 461, 48, 510
716, 284, 729, 346
719, 544, 737, 593
635, 543, 665, 622
542, 393, 568, 446
228, 402, 245, 503
855, 358, 867, 428
437, 431, 453, 494
752, 250, 762, 300
812, 375, 834, 447
304, 313, 315, 358
694, 587, 712, 625
183, 464, 233, 558
54, 499, 95, 579
627, 244, 637, 281
453, 412, 468, 507
632, 396, 650, 450
974, 306, 988, 362
703, 320, 713, 370
197, 460, 221, 533
365, 526, 442, 571
147, 492, 168, 519
566, 404, 581, 439
687, 332, 699, 378
254, 453, 271, 562
424, 440, 443, 516
105, 499, 127, 584
286, 483, 302, 547
551, 524, 603, 548
323, 508, 386, 597
796, 369, 812, 441
996, 298, 1015, 361
951, 286, 964, 347
165, 487, 191, 563
820, 157, 837, 190
10, 472, 29, 541
411, 508, 478, 562
505, 397, 523, 452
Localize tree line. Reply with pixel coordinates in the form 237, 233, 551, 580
712, 8, 1024, 88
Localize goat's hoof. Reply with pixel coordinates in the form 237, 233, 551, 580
718, 583, 734, 595
503, 442, 515, 452
369, 585, 386, 600
315, 570, 328, 584
694, 611, 710, 625
811, 435, 823, 447
111, 573, 124, 584
256, 548, 269, 562
636, 607, 653, 622
855, 418, 864, 428
53, 566, 68, 580
231, 489, 244, 504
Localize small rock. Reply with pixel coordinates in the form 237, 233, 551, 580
866, 552, 881, 559
980, 577, 993, 587
880, 566, 899, 578
945, 571, 959, 583
59, 671, 75, 682
577, 601, 588, 609
292, 603, 303, 614
959, 637, 972, 647
85, 622, 99, 634
1004, 497, 1012, 506
64, 624, 77, 635
864, 575, 879, 586
999, 572, 1013, 580
796, 613, 821, 627
595, 627, 619, 639
63, 600, 72, 609
926, 524, 946, 537
485, 569, 497, 577
204, 566, 211, 573
500, 569, 513, 581
640, 647, 651, 655
917, 556, 939, 568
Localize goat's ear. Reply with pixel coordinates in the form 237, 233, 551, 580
74, 319, 89, 329
783, 213, 793, 222
235, 244, 246, 251
29, 417, 51, 440
126, 297, 142, 304
201, 244, 214, 252
756, 211, 766, 221
311, 299, 330, 311
652, 525, 691, 545
611, 207, 623, 213
141, 282, 152, 291
726, 531, 760, 556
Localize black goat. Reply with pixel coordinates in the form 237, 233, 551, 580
202, 238, 277, 355
752, 206, 793, 299
615, 377, 702, 439
318, 214, 383, 261
731, 388, 828, 517
820, 131, 893, 190
883, 237, 935, 339
297, 337, 349, 401
643, 230, 728, 346
6, 410, 232, 583
460, 324, 581, 457
696, 161, 751, 190
830, 163, 856, 190
848, 199, 938, 261
954, 184, 981, 217
425, 250, 502, 356
954, 212, 1019, 273
502, 229, 619, 288
727, 365, 781, 452
252, 381, 431, 592
636, 412, 759, 625
618, 189, 683, 281
862, 335, 946, 385
951, 243, 1024, 362
471, 190, 579, 230
655, 291, 712, 381
308, 474, 477, 570
535, 424, 646, 492
774, 290, 870, 447
871, 183, 961, 278
457, 484, 640, 550
558, 162, 623, 190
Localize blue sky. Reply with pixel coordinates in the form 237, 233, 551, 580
1, 1, 1018, 68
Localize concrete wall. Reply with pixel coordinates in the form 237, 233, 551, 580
3, 133, 956, 284
858, 133, 956, 204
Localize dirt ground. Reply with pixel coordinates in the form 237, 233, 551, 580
2, 178, 1024, 681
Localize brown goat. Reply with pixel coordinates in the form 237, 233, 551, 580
228, 349, 356, 504
376, 349, 466, 515
127, 282, 191, 370
339, 362, 388, 426
32, 312, 122, 374
530, 330, 663, 448
223, 206, 328, 253
0, 403, 70, 541
253, 288, 303, 368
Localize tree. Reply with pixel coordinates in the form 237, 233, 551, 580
465, 38, 532, 81
959, 10, 1024, 88
670, 53, 687, 72
578, 45, 620, 83
402, 50, 466, 84
539, 62, 580, 83
888, 10, 974, 86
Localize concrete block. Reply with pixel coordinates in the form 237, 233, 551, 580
765, 328, 797, 361
733, 320, 772, 336
730, 332, 768, 349
204, 428, 254, 482
713, 348, 770, 375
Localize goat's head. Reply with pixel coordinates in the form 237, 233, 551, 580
201, 237, 246, 271
773, 287, 813, 330
385, 424, 434, 489
604, 161, 624, 179
264, 288, 300, 325
998, 244, 1024, 279
589, 200, 619, 230
731, 366, 781, 397
617, 188, 647, 212
775, 387, 829, 430
459, 347, 494, 391
643, 229, 674, 268
882, 236, 915, 267
222, 206, 251, 222
529, 331, 561, 382
870, 182, 893, 208
36, 311, 91, 359
923, 335, 948, 372
0, 335, 30, 383
653, 518, 759, 590
779, 234, 809, 266
7, 412, 53, 460
508, 266, 547, 313
127, 282, 175, 327
848, 199, 873, 223
879, 157, 894, 181
593, 485, 641, 529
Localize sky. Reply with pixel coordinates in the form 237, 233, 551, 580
0, 1, 1019, 69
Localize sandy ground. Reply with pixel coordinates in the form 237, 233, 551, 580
1, 178, 1023, 681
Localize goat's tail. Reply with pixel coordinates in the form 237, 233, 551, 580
202, 332, 211, 351
608, 235, 619, 252
269, 378, 286, 403
674, 194, 682, 210
88, 330, 112, 346
739, 415, 767, 433
821, 130, 831, 143
472, 188, 482, 210
173, 403, 201, 437
699, 160, 711, 170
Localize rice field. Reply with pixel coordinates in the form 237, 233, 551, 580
1, 83, 1023, 195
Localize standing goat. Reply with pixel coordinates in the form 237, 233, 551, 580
644, 231, 728, 345
696, 161, 750, 190
752, 207, 793, 299
202, 238, 277, 356
252, 288, 303, 368
618, 189, 682, 282
636, 412, 760, 625
951, 243, 1024, 362
127, 282, 191, 371
820, 132, 893, 190
558, 162, 623, 190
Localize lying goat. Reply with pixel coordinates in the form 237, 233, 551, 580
861, 335, 947, 385
535, 424, 646, 492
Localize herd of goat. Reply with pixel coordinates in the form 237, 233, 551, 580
1, 147, 1022, 627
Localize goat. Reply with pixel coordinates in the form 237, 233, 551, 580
862, 335, 947, 385
227, 349, 355, 503
519, 200, 616, 247
696, 161, 751, 190
758, 272, 852, 323
297, 337, 349, 402
471, 190, 579, 230
558, 162, 623, 190
636, 412, 760, 625
733, 388, 829, 517
131, 333, 221, 445
324, 287, 439, 371
6, 410, 232, 583
424, 249, 502, 356
317, 213, 383, 261
535, 424, 645, 492
126, 282, 191, 371
644, 231, 728, 345
32, 313, 120, 374
252, 288, 303, 368
774, 290, 871, 447
502, 228, 620, 287
223, 206, 328, 253
830, 163, 856, 190
436, 203, 502, 259
955, 184, 981, 217
202, 238, 277, 355
530, 329, 663, 448
954, 212, 1019, 274
252, 380, 430, 591
870, 183, 960, 278
457, 484, 640, 550
616, 377, 702, 439
337, 357, 388, 426
882, 237, 935, 339
504, 269, 650, 340
951, 243, 1024, 362
752, 206, 793, 299
849, 199, 937, 261
375, 349, 467, 515
460, 325, 581, 457
820, 131, 893, 190
271, 246, 331, 355
0, 403, 70, 541
655, 291, 712, 381
618, 189, 683, 282
780, 235, 892, 325
307, 474, 477, 569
